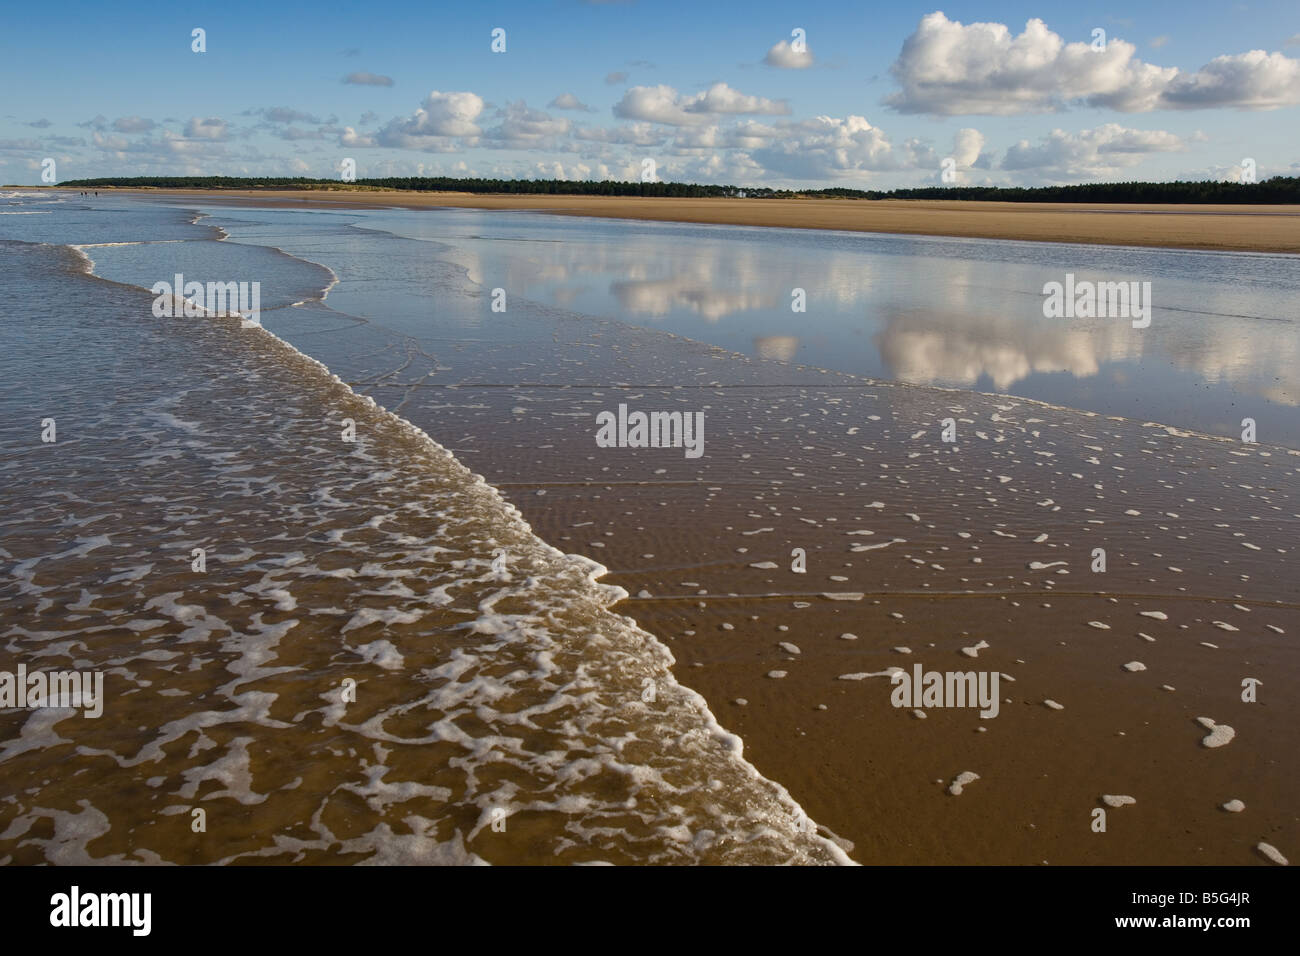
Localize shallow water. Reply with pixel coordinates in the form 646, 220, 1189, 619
1, 189, 1295, 866
17, 192, 1298, 445
242, 202, 1300, 445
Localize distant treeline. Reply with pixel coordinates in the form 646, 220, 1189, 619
57, 175, 1300, 203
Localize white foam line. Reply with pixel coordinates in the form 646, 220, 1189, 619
236, 312, 855, 865
73, 240, 189, 248
198, 211, 341, 303
63, 238, 851, 860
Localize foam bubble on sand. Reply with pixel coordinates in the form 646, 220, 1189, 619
342, 607, 423, 634
0, 709, 75, 763
1102, 795, 1136, 807
838, 668, 902, 681
851, 538, 904, 553
1139, 611, 1168, 620
1139, 633, 1156, 642
1212, 621, 1239, 632
948, 771, 979, 795
779, 642, 801, 655
839, 633, 858, 641
893, 647, 912, 654
1256, 843, 1288, 866
767, 670, 788, 679
355, 640, 405, 670
961, 640, 989, 658
1196, 717, 1235, 748
912, 710, 927, 719
749, 561, 778, 570
1087, 621, 1111, 630
1029, 561, 1067, 570
1123, 661, 1146, 672
1200, 641, 1218, 649
1266, 625, 1285, 634
1221, 799, 1245, 812
1044, 699, 1064, 710
823, 592, 865, 601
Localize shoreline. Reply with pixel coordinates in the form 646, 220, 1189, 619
6, 191, 1295, 865
26, 186, 1300, 254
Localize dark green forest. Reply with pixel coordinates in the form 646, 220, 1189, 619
55, 174, 1300, 203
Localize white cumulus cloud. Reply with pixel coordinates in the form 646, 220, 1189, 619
614, 83, 789, 126
483, 102, 571, 149
549, 93, 592, 111
184, 117, 228, 140
887, 12, 1300, 114
1002, 124, 1185, 178
376, 91, 484, 148
764, 39, 814, 69
750, 115, 899, 179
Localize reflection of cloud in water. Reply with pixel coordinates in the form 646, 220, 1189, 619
1160, 325, 1300, 405
754, 335, 799, 361
876, 309, 1138, 390
448, 221, 1300, 408
611, 276, 772, 321
502, 234, 875, 320
550, 285, 588, 307
876, 306, 1300, 406
1260, 385, 1300, 406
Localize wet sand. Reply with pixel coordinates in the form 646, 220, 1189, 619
89, 187, 1300, 254
476, 388, 1299, 864
350, 308, 1300, 865
247, 208, 1300, 865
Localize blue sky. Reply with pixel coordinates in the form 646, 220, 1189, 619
3, 0, 1298, 188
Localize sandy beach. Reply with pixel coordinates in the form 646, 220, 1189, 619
11, 0, 1300, 918
82, 187, 1300, 255
2, 190, 1295, 868
392, 338, 1300, 866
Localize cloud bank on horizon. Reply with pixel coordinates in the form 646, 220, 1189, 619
2, 2, 1297, 188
